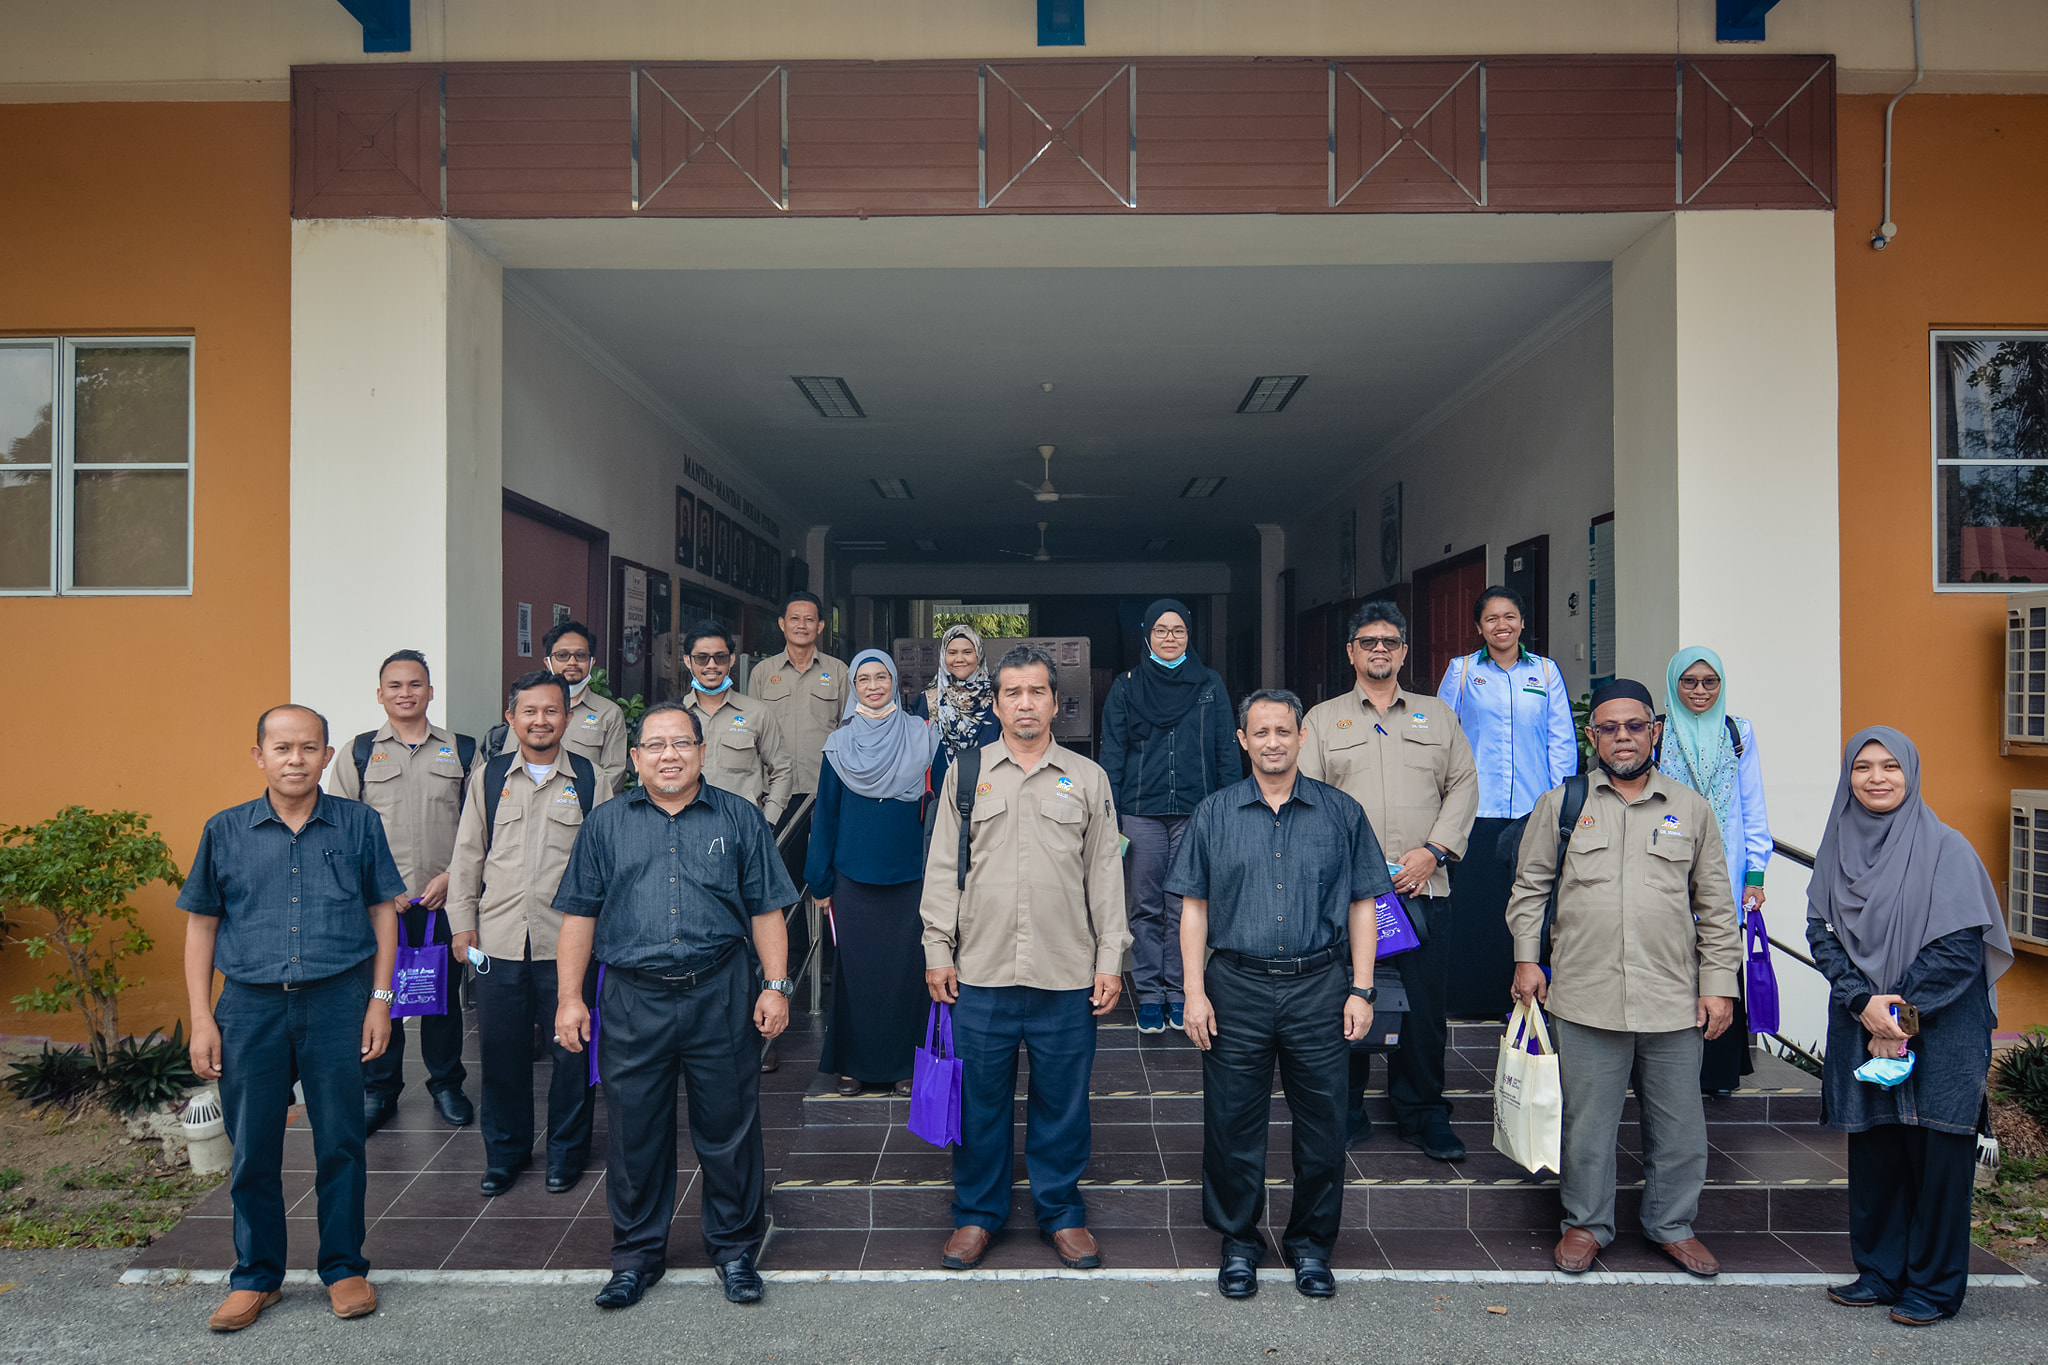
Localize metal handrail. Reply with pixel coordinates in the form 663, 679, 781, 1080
772, 792, 826, 1014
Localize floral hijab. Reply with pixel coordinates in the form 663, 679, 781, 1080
933, 624, 995, 754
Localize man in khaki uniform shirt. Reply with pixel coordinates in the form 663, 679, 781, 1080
745, 591, 847, 798
1300, 602, 1477, 1160
496, 619, 629, 796
684, 621, 793, 826
921, 643, 1130, 1275
1506, 678, 1740, 1279
329, 649, 476, 1134
448, 670, 613, 1197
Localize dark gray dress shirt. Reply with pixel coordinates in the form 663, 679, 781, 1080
1165, 774, 1393, 958
554, 783, 798, 972
177, 792, 407, 985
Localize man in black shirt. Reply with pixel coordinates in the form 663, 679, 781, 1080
1168, 689, 1392, 1301
554, 698, 800, 1310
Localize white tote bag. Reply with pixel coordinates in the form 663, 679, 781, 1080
1492, 998, 1563, 1175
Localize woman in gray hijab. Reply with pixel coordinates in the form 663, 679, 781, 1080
1806, 726, 2013, 1326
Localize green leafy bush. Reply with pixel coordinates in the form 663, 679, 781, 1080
5, 1044, 99, 1109
95, 1027, 198, 1117
1996, 1026, 2048, 1127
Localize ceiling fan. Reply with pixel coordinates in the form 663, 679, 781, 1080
1014, 445, 1124, 503
995, 521, 1078, 564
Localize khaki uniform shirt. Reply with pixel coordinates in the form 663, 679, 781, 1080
920, 740, 1132, 991
687, 690, 794, 825
446, 757, 612, 960
1299, 687, 1479, 899
748, 650, 848, 795
1505, 768, 1742, 1034
326, 722, 467, 896
498, 688, 629, 796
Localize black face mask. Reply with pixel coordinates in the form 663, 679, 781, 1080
1605, 753, 1657, 781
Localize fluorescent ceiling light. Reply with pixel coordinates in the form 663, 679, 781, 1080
793, 375, 866, 419
833, 539, 887, 550
871, 478, 913, 500
1144, 538, 1172, 552
915, 538, 939, 552
1180, 477, 1226, 499
1237, 374, 1306, 414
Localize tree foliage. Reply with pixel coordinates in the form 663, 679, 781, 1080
934, 611, 1029, 639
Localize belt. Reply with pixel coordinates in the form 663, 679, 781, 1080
235, 965, 361, 993
1215, 943, 1347, 977
614, 946, 740, 991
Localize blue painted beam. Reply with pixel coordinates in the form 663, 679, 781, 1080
337, 0, 411, 53
1716, 0, 1782, 42
1038, 0, 1084, 46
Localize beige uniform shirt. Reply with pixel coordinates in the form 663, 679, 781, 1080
499, 688, 629, 796
1505, 768, 1742, 1034
920, 740, 1132, 991
446, 757, 612, 960
327, 722, 468, 895
687, 690, 794, 825
747, 650, 848, 795
1299, 687, 1479, 899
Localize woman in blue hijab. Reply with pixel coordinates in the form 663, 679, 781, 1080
808, 650, 941, 1096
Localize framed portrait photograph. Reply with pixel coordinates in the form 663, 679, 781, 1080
675, 488, 695, 569
696, 502, 714, 576
713, 511, 731, 583
741, 533, 759, 597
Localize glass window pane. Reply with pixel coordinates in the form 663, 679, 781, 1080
1937, 463, 2048, 585
72, 345, 189, 466
0, 345, 55, 466
1937, 337, 2048, 462
0, 470, 53, 589
71, 469, 187, 589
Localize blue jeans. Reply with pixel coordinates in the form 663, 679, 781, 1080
950, 983, 1096, 1234
215, 963, 373, 1290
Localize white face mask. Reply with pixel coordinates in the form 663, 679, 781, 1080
565, 674, 590, 702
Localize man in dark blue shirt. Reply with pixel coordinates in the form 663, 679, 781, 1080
179, 704, 405, 1333
553, 698, 799, 1310
1168, 689, 1392, 1302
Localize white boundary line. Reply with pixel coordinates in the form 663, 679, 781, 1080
118, 1267, 2038, 1289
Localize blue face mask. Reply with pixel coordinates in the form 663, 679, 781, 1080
694, 674, 734, 695
1853, 1051, 1915, 1088
1149, 651, 1187, 669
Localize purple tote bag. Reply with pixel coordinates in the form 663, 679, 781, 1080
389, 909, 448, 1019
1742, 908, 1781, 1035
908, 1002, 963, 1149
1373, 893, 1422, 959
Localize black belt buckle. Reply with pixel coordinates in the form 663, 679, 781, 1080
1265, 956, 1300, 977
655, 967, 701, 988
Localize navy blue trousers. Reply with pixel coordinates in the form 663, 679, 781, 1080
1848, 1124, 1977, 1315
214, 964, 372, 1290
473, 952, 596, 1173
951, 983, 1096, 1234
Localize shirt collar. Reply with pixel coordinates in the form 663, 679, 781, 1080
1350, 685, 1411, 717
626, 782, 715, 813
1589, 766, 1673, 805
991, 738, 1070, 774
1474, 647, 1537, 672
373, 720, 453, 745
1232, 773, 1316, 809
250, 790, 338, 828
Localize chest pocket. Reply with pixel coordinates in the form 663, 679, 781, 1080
967, 793, 1008, 856
543, 797, 585, 832
1563, 825, 1612, 886
1646, 828, 1694, 894
361, 757, 402, 793
323, 846, 363, 900
1398, 727, 1442, 770
1321, 725, 1371, 780
755, 672, 793, 702
716, 727, 758, 771
1037, 796, 1086, 855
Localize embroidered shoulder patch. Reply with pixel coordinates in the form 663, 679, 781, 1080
769, 675, 783, 684
369, 752, 389, 763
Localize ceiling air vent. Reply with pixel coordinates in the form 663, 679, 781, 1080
1144, 538, 1172, 552
871, 478, 913, 500
915, 538, 939, 552
1237, 374, 1306, 414
793, 376, 866, 419
1180, 477, 1226, 499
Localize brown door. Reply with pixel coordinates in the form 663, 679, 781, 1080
1412, 547, 1488, 691
503, 495, 608, 704
1505, 534, 1550, 662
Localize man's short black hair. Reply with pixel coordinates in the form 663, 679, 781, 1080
541, 619, 595, 659
684, 619, 737, 657
780, 590, 823, 618
1236, 688, 1304, 731
632, 697, 705, 748
378, 648, 430, 682
993, 642, 1059, 693
1346, 600, 1407, 644
1472, 584, 1527, 624
256, 704, 330, 746
506, 670, 570, 714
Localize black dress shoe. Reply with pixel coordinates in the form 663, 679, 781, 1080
1888, 1291, 1953, 1326
1401, 1119, 1466, 1162
714, 1253, 764, 1304
594, 1267, 663, 1310
431, 1088, 475, 1128
1292, 1257, 1336, 1298
759, 1042, 781, 1074
546, 1167, 583, 1194
363, 1095, 398, 1136
479, 1160, 528, 1196
1218, 1254, 1259, 1299
1345, 1107, 1375, 1148
1826, 1273, 1897, 1307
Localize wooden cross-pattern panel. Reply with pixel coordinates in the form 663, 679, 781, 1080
292, 66, 440, 218
981, 61, 1134, 209
636, 65, 786, 213
1331, 60, 1485, 210
1681, 56, 1835, 208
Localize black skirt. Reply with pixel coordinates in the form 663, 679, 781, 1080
819, 876, 928, 1084
1446, 816, 1520, 1019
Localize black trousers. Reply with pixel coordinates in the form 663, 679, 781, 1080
1446, 818, 1518, 1018
598, 952, 766, 1273
1201, 953, 1350, 1265
1383, 895, 1451, 1133
473, 949, 596, 1172
1848, 1124, 1977, 1315
362, 903, 468, 1101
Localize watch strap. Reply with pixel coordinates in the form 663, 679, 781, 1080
371, 988, 396, 1004
1348, 985, 1377, 1003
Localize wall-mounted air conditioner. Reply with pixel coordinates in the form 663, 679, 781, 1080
2009, 789, 2048, 948
2005, 593, 2048, 756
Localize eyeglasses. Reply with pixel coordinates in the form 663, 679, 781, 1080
636, 738, 701, 754
688, 652, 733, 667
549, 649, 593, 664
1151, 626, 1188, 639
1352, 635, 1404, 652
1591, 720, 1657, 738
1676, 676, 1721, 691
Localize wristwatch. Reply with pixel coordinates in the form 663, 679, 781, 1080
1424, 843, 1449, 866
762, 978, 796, 998
371, 988, 396, 1005
1348, 985, 1378, 1004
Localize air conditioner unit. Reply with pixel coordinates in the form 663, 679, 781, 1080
2009, 789, 2048, 947
2005, 592, 2048, 755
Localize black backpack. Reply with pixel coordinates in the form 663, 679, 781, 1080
479, 750, 596, 856
354, 731, 477, 811
951, 745, 982, 890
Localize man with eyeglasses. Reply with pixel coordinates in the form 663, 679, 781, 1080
746, 591, 849, 800
682, 620, 794, 829
1300, 601, 1477, 1160
499, 620, 629, 797
1505, 678, 1740, 1279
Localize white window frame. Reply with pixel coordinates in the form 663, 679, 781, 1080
1932, 328, 2048, 594
0, 335, 195, 597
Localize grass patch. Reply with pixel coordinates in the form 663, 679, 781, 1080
0, 1094, 222, 1250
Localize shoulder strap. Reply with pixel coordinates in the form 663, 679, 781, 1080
1725, 715, 1745, 758
954, 745, 982, 890
1454, 654, 1472, 710
485, 721, 509, 757
1542, 773, 1590, 966
481, 752, 518, 859
352, 732, 376, 793
453, 734, 478, 813
566, 753, 596, 814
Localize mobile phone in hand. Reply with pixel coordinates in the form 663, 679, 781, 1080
1891, 1002, 1921, 1036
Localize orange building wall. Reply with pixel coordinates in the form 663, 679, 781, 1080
1836, 93, 2048, 1027
0, 103, 291, 1041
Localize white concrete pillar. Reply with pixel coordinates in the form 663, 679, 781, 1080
290, 219, 504, 743
1256, 523, 1285, 690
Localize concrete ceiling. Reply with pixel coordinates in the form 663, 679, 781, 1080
514, 260, 1608, 564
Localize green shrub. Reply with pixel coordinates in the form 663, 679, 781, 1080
95, 1027, 198, 1117
0, 1168, 22, 1193
5, 1044, 98, 1109
1995, 1025, 2048, 1127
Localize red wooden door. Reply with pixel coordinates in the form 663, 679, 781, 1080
503, 508, 595, 701
1414, 548, 1488, 691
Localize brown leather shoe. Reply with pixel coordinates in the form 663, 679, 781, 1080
1044, 1226, 1103, 1270
836, 1076, 862, 1096
207, 1289, 282, 1332
941, 1225, 992, 1271
1654, 1236, 1720, 1278
892, 1078, 914, 1097
1553, 1227, 1600, 1274
328, 1276, 378, 1318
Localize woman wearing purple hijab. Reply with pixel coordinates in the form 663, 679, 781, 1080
1806, 726, 2013, 1327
